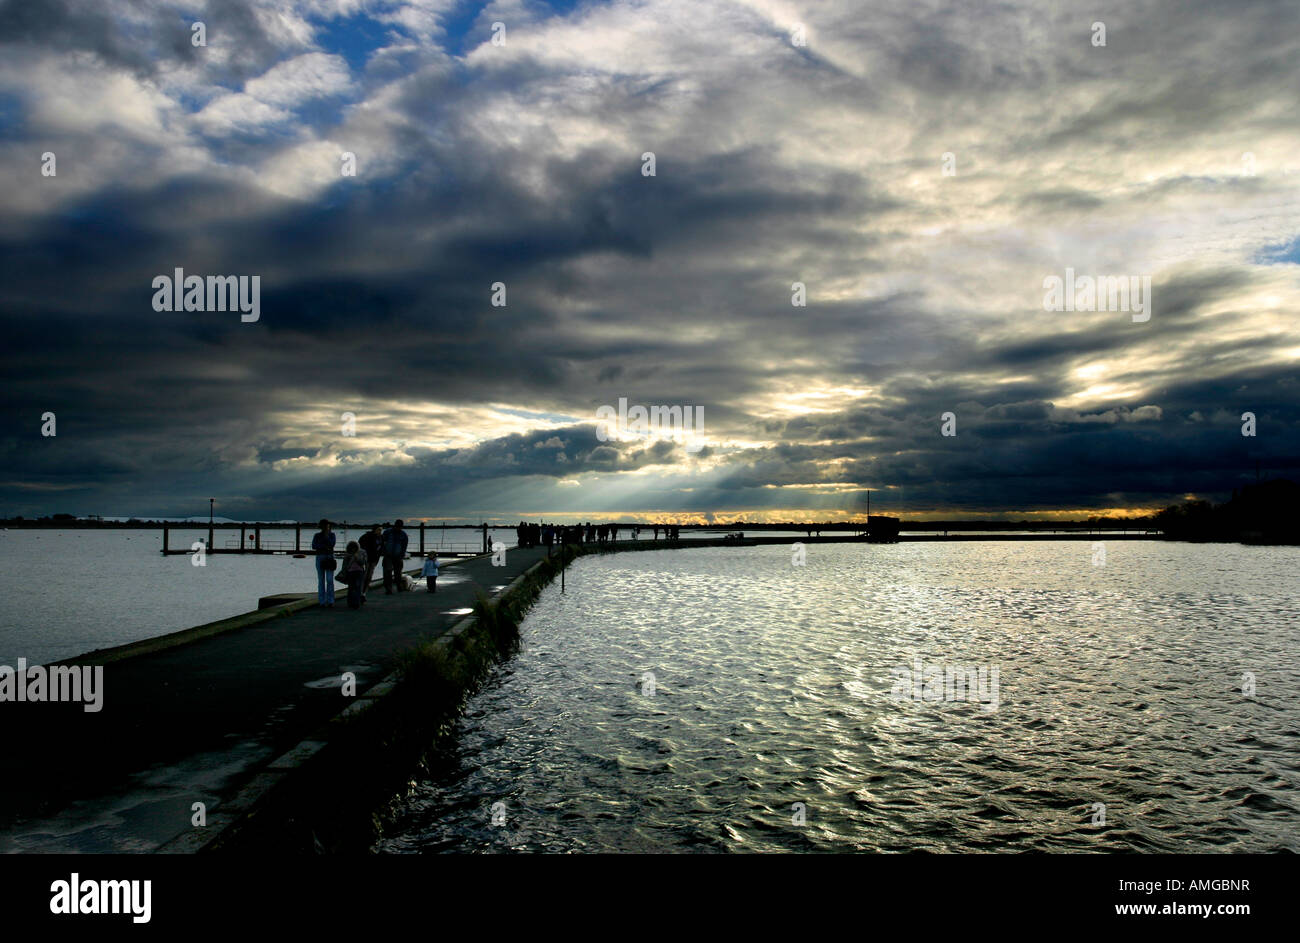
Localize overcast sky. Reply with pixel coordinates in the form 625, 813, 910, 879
1, 0, 1297, 522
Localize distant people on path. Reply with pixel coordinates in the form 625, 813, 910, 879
311, 519, 336, 608
359, 524, 382, 599
514, 519, 638, 548
339, 540, 367, 609
422, 551, 439, 593
517, 520, 544, 548
381, 519, 409, 594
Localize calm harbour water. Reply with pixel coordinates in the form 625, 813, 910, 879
378, 541, 1300, 853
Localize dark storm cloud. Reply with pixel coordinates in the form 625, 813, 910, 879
0, 0, 1298, 519
0, 0, 315, 84
0, 0, 185, 75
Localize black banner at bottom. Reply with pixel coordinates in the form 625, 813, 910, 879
0, 853, 1282, 931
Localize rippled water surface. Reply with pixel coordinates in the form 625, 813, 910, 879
379, 541, 1300, 853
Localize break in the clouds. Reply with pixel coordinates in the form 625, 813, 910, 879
1, 0, 1298, 521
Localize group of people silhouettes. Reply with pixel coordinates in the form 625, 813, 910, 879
310, 516, 696, 608
515, 521, 629, 547
513, 521, 683, 548
311, 519, 430, 609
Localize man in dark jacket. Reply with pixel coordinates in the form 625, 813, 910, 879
381, 520, 409, 594
358, 524, 382, 599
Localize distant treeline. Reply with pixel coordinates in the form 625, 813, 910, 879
0, 517, 306, 529
1152, 479, 1300, 544
0, 518, 474, 529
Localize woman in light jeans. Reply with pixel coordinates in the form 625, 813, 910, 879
311, 519, 337, 607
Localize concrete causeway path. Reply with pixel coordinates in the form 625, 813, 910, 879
0, 546, 556, 853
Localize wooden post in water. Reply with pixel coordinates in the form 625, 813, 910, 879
163, 525, 169, 554
295, 524, 301, 553
240, 525, 245, 550
255, 525, 261, 551
482, 523, 488, 554
419, 522, 425, 556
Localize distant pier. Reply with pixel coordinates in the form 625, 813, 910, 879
160, 520, 1162, 556
160, 522, 494, 556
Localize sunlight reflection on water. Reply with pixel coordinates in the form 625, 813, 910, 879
378, 541, 1300, 853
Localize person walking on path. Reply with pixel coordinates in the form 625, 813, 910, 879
381, 519, 410, 594
422, 551, 439, 593
311, 519, 336, 608
339, 540, 368, 609
358, 524, 382, 600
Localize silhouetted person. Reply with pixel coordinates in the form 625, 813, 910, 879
359, 524, 382, 600
382, 519, 409, 594
311, 519, 336, 608
340, 540, 367, 609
